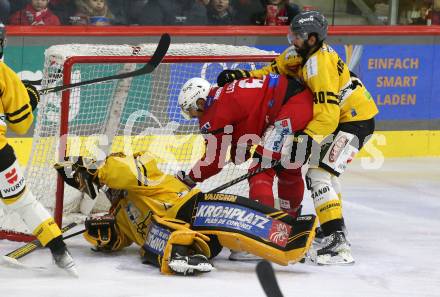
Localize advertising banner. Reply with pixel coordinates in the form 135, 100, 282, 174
5, 44, 440, 122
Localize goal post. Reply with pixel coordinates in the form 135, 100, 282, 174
0, 43, 276, 242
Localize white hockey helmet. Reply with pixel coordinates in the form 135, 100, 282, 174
178, 77, 211, 119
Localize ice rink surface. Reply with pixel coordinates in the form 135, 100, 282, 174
1, 158, 439, 297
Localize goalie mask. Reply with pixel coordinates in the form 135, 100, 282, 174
178, 77, 211, 120
0, 23, 5, 60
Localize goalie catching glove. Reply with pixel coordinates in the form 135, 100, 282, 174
54, 156, 100, 199
216, 69, 250, 87
141, 215, 213, 276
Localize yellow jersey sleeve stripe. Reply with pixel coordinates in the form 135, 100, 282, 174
7, 112, 32, 124
4, 103, 30, 117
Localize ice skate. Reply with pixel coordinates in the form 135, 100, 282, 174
310, 231, 354, 265
52, 248, 78, 277
168, 253, 213, 276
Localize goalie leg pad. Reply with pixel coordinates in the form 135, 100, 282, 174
191, 193, 317, 266
141, 215, 212, 275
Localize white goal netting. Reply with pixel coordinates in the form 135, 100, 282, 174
0, 42, 276, 239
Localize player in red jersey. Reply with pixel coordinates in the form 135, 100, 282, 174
176, 74, 313, 220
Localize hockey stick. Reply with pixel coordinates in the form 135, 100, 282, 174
256, 260, 284, 297
207, 159, 281, 194
38, 33, 171, 95
3, 222, 78, 260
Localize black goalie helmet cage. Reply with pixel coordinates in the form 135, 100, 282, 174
290, 11, 328, 42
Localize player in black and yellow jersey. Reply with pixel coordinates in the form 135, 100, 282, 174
0, 24, 76, 275
217, 11, 378, 265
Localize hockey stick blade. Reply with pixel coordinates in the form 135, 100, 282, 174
1, 255, 78, 278
256, 260, 284, 297
39, 33, 171, 95
0, 255, 48, 272
5, 222, 78, 260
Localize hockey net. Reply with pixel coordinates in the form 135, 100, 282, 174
0, 42, 276, 241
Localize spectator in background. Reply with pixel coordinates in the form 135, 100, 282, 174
9, 0, 61, 25
158, 0, 208, 25
431, 0, 440, 24
49, 0, 77, 25
127, 0, 161, 25
207, 0, 238, 25
231, 0, 265, 24
0, 0, 10, 24
106, 0, 130, 25
72, 0, 114, 25
9, 0, 29, 15
254, 0, 300, 26
403, 0, 428, 24
132, 0, 207, 25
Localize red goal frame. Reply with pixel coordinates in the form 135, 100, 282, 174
1, 54, 276, 242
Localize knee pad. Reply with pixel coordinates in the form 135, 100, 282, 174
6, 191, 51, 230
306, 168, 342, 225
331, 175, 342, 200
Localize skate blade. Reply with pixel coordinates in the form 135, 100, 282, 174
168, 260, 214, 275
312, 252, 355, 265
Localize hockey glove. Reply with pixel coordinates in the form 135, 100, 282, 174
216, 69, 250, 87
54, 156, 100, 199
176, 171, 196, 189
289, 131, 314, 167
84, 214, 119, 252
23, 82, 40, 111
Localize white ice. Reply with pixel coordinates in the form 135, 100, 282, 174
1, 158, 439, 297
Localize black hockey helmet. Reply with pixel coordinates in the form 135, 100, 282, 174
289, 10, 328, 43
0, 23, 5, 59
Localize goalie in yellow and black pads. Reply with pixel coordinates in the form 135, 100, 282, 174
55, 152, 316, 276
